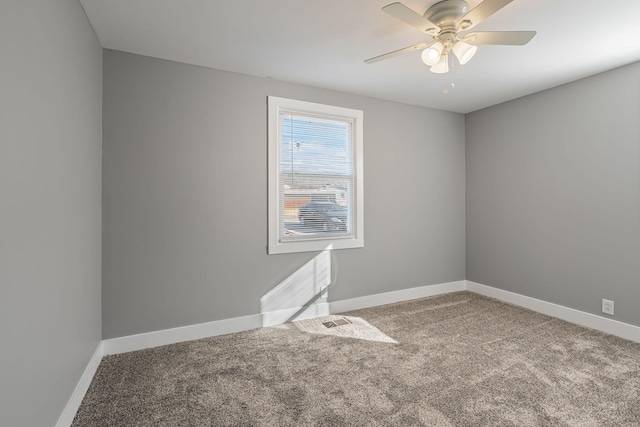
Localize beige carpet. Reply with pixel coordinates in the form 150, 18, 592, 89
73, 292, 640, 426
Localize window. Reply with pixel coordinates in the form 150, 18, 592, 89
268, 97, 363, 254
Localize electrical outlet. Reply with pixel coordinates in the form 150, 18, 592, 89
602, 299, 614, 316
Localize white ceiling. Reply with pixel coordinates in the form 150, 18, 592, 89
80, 0, 640, 113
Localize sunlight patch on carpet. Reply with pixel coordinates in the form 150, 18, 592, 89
273, 315, 398, 344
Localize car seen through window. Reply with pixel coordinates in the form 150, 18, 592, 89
298, 202, 348, 232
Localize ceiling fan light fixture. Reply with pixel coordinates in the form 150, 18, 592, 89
421, 42, 443, 66
430, 53, 449, 73
452, 40, 477, 65
366, 1, 537, 75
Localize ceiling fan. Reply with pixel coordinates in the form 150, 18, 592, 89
365, 0, 536, 73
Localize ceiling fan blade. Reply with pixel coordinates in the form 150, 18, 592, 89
364, 42, 431, 64
382, 2, 440, 34
457, 0, 513, 31
462, 31, 536, 45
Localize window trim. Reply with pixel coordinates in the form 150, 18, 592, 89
267, 96, 364, 255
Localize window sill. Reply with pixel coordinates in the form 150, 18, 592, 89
268, 237, 364, 255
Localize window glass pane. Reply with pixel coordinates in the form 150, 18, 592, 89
279, 113, 354, 240
280, 114, 353, 176
281, 177, 353, 239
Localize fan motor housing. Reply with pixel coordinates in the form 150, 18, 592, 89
424, 0, 468, 29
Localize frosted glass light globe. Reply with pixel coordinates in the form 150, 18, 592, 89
421, 42, 443, 66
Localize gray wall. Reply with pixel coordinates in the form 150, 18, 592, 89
0, 1, 102, 426
102, 49, 466, 339
466, 61, 640, 326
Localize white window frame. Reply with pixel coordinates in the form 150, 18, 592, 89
268, 96, 364, 255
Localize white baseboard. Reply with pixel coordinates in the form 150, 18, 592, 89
55, 342, 104, 427
103, 313, 263, 355
103, 280, 465, 355
466, 281, 640, 344
261, 302, 331, 327
330, 280, 466, 313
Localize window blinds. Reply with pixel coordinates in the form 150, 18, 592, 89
278, 111, 355, 241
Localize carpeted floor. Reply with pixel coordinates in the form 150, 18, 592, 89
73, 292, 640, 426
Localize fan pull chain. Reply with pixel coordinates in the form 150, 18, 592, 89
443, 82, 455, 94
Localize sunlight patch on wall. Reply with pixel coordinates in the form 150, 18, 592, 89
261, 249, 332, 326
